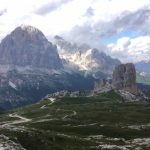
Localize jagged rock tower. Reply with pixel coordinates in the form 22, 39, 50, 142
112, 63, 138, 94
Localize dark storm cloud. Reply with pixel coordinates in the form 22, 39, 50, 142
34, 0, 72, 15
0, 9, 7, 16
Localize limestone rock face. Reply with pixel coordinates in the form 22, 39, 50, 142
54, 35, 120, 75
112, 63, 138, 94
0, 25, 63, 70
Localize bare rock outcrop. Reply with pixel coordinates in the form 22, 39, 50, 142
112, 63, 138, 94
0, 25, 63, 71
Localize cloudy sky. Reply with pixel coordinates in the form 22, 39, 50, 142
0, 0, 150, 63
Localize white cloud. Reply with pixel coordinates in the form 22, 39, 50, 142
0, 0, 149, 35
89, 0, 150, 22
110, 37, 130, 52
0, 0, 92, 37
108, 36, 150, 63
34, 0, 73, 15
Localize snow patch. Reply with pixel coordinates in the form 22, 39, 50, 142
48, 97, 56, 102
40, 105, 46, 109
9, 81, 17, 90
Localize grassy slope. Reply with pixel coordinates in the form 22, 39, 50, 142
0, 91, 150, 150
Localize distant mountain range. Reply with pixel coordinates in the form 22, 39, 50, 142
135, 61, 150, 87
53, 35, 120, 78
135, 61, 150, 73
0, 25, 120, 109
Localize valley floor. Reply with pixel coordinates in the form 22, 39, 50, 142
0, 91, 150, 150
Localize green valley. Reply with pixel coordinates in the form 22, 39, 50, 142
0, 91, 150, 150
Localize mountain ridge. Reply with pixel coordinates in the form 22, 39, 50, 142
53, 35, 121, 76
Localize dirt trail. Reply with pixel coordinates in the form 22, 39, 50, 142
1, 114, 31, 127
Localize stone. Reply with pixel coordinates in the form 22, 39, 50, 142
112, 63, 138, 94
0, 25, 63, 70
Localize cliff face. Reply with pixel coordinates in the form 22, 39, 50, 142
0, 25, 64, 110
0, 25, 63, 70
112, 63, 138, 94
54, 36, 120, 75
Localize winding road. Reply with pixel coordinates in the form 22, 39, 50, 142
0, 114, 31, 127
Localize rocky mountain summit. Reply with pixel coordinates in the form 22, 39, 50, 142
0, 25, 63, 73
112, 63, 138, 94
54, 35, 120, 76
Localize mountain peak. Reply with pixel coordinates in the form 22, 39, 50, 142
112, 63, 138, 94
20, 24, 41, 34
54, 36, 120, 75
11, 25, 45, 39
0, 25, 63, 71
